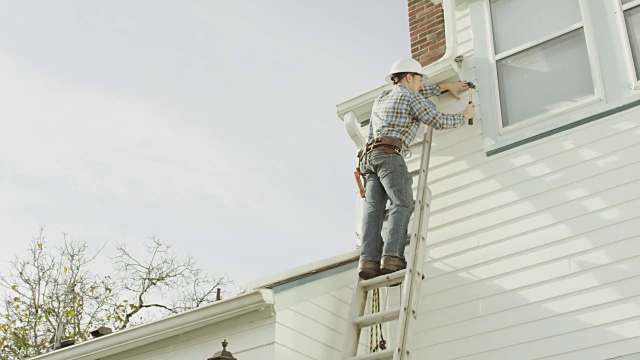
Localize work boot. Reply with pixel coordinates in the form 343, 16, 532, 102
380, 255, 407, 274
358, 260, 381, 280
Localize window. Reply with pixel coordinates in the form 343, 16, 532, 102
467, 0, 640, 156
622, 0, 640, 81
489, 0, 598, 128
469, 0, 640, 154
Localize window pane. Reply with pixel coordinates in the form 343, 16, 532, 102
622, 0, 635, 4
497, 29, 594, 127
625, 6, 640, 79
491, 0, 581, 54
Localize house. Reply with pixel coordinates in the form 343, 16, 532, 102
31, 0, 640, 359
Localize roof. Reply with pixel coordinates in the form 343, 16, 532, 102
246, 249, 359, 291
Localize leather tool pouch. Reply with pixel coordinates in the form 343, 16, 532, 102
366, 136, 403, 155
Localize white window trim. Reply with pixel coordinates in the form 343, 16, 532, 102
622, 0, 640, 11
498, 96, 602, 135
491, 0, 605, 134
470, 0, 640, 154
618, 0, 640, 88
497, 0, 605, 135
494, 22, 584, 61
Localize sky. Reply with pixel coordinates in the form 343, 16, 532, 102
0, 1, 411, 294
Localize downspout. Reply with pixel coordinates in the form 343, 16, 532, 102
344, 112, 366, 150
428, 0, 460, 77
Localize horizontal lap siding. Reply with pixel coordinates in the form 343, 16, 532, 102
273, 272, 405, 358
273, 269, 354, 359
107, 319, 275, 360
403, 3, 640, 357
340, 11, 640, 360
275, 321, 341, 359
345, 2, 640, 358
274, 344, 315, 359
412, 89, 640, 358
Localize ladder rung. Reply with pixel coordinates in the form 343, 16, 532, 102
359, 270, 406, 291
353, 308, 400, 328
346, 348, 394, 360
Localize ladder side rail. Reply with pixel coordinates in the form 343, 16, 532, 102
343, 287, 369, 357
392, 127, 434, 360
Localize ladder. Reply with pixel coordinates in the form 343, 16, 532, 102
342, 126, 434, 360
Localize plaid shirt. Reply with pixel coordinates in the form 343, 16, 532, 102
368, 84, 466, 147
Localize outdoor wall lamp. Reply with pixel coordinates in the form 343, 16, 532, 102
207, 340, 237, 360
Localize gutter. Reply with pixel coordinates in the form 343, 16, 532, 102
30, 289, 275, 360
336, 0, 461, 148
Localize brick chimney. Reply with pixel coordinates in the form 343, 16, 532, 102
409, 0, 446, 67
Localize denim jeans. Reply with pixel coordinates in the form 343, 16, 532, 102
359, 149, 414, 264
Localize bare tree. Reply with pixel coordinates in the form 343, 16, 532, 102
110, 236, 230, 329
0, 228, 116, 359
0, 229, 231, 359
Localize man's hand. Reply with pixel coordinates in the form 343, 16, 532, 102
462, 103, 476, 121
440, 81, 469, 100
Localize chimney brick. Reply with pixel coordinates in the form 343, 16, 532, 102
407, 0, 446, 66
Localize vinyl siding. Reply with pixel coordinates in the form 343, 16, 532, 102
410, 101, 640, 359
272, 265, 354, 359
103, 318, 275, 360
334, 0, 640, 358
404, 1, 640, 357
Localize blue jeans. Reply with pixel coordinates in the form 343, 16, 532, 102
360, 149, 414, 264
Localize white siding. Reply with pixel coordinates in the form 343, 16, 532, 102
103, 318, 275, 360
274, 343, 316, 359
332, 1, 640, 358
403, 2, 640, 358
411, 103, 640, 359
270, 267, 407, 358
272, 266, 353, 359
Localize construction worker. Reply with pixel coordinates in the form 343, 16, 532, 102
357, 58, 475, 280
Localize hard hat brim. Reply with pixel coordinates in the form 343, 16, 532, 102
385, 71, 429, 84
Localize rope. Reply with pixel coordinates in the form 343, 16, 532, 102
368, 288, 386, 353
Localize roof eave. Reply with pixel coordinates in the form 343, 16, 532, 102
30, 289, 275, 360
335, 56, 460, 121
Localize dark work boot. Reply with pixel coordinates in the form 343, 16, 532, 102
358, 260, 381, 280
380, 255, 407, 274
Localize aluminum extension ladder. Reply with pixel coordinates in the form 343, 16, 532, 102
342, 126, 434, 360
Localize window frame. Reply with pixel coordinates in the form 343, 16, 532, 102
618, 0, 640, 87
488, 0, 605, 135
469, 0, 640, 154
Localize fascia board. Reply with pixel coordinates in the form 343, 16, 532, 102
336, 83, 391, 121
30, 289, 275, 360
335, 57, 460, 121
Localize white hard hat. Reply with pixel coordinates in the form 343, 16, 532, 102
385, 58, 429, 84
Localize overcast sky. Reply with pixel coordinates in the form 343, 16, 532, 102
0, 1, 411, 293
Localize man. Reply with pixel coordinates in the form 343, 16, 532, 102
358, 58, 475, 280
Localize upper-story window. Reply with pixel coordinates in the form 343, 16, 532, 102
622, 0, 640, 81
490, 0, 597, 128
470, 0, 640, 154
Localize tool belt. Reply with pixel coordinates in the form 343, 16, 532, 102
358, 136, 404, 159
355, 136, 404, 197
